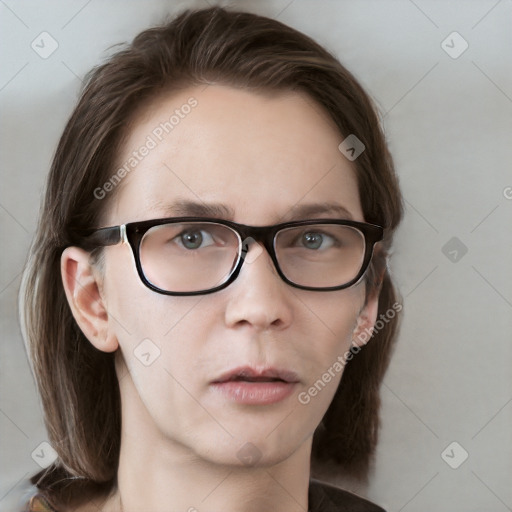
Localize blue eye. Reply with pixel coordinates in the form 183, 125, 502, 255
300, 231, 335, 250
177, 230, 215, 249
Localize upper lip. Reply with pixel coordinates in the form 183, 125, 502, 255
212, 366, 300, 384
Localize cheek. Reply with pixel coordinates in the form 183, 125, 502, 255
103, 246, 207, 339
103, 248, 212, 397
107, 274, 215, 433
296, 285, 364, 350
293, 286, 365, 398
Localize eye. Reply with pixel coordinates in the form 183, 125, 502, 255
176, 229, 216, 249
300, 231, 335, 250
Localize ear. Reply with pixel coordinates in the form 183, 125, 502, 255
61, 246, 118, 353
351, 291, 379, 348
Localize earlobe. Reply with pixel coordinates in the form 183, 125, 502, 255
61, 246, 118, 353
351, 292, 379, 348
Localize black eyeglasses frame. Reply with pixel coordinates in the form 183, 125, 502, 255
81, 216, 384, 296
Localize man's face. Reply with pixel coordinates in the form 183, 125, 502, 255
97, 84, 375, 468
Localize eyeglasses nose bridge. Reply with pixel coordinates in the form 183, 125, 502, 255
237, 224, 278, 264
240, 236, 266, 265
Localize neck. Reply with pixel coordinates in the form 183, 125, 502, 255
115, 447, 311, 512
109, 431, 312, 512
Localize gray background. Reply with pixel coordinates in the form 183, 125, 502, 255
1, 0, 511, 510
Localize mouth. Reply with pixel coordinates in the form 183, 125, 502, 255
210, 366, 300, 405
212, 366, 300, 384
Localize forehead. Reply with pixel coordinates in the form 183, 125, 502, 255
105, 84, 364, 225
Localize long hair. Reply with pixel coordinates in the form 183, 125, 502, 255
19, 5, 403, 506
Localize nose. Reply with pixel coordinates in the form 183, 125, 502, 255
223, 242, 293, 331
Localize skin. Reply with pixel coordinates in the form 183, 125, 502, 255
61, 84, 379, 512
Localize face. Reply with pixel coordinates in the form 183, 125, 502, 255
79, 84, 377, 468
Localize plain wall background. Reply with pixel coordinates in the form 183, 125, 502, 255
1, 1, 511, 510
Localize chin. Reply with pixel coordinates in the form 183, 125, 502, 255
192, 428, 308, 469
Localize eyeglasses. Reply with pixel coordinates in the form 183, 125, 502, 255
82, 217, 383, 296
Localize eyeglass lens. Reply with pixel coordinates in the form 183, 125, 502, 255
139, 222, 366, 293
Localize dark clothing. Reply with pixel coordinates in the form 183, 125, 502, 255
26, 478, 385, 511
309, 479, 385, 511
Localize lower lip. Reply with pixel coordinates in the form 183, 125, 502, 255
210, 380, 297, 405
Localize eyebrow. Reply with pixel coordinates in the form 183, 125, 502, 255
147, 200, 353, 222
282, 203, 353, 221
148, 200, 235, 219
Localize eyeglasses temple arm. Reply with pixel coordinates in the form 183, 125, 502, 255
82, 225, 126, 247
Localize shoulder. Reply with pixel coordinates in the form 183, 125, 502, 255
308, 479, 386, 512
25, 492, 110, 512
25, 493, 59, 512
23, 468, 113, 512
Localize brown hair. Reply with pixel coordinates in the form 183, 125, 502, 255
19, 5, 403, 507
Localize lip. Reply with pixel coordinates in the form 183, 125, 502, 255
210, 366, 300, 405
212, 366, 300, 384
